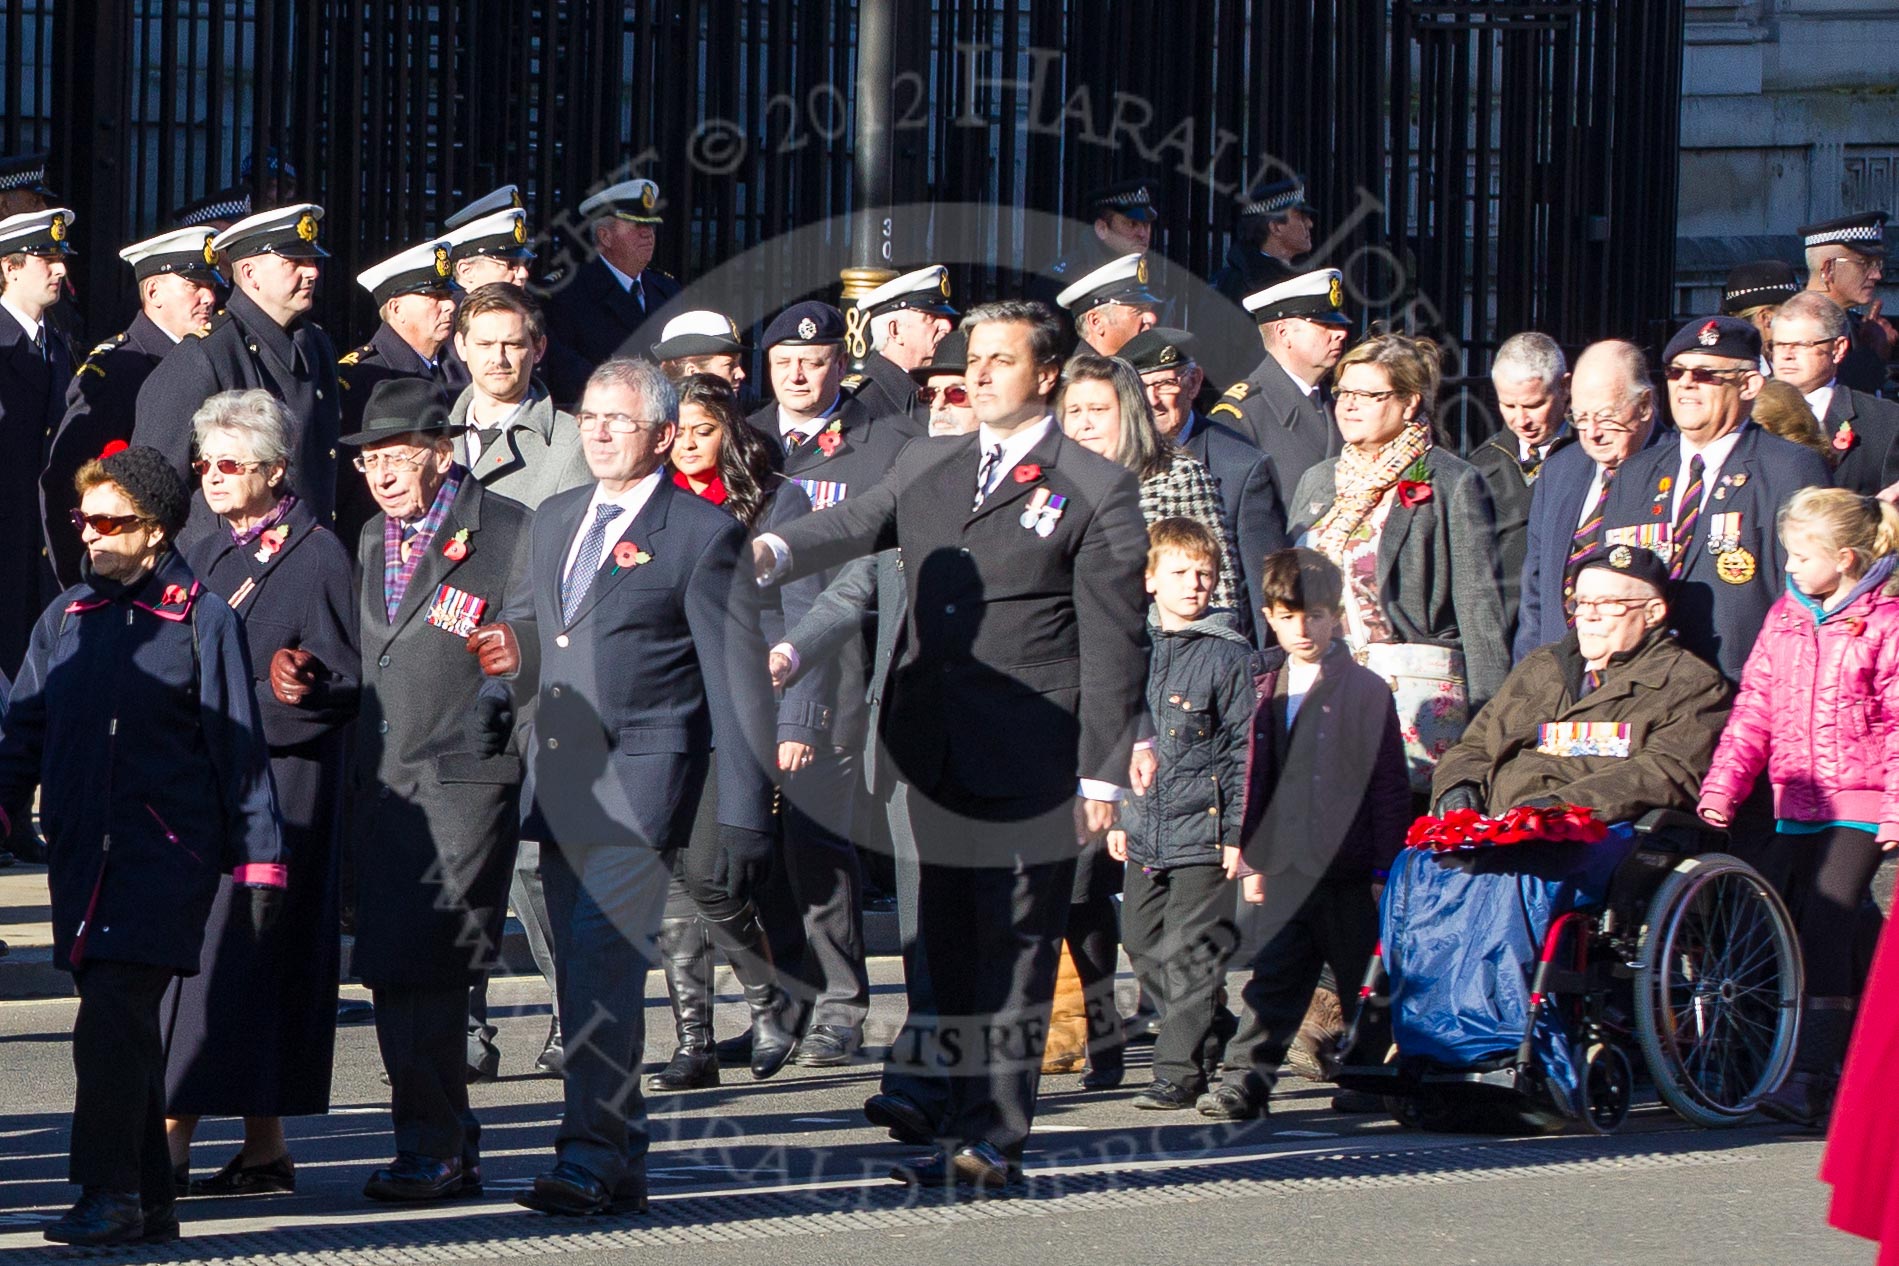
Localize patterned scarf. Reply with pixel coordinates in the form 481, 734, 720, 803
1309, 424, 1432, 563
230, 493, 297, 546
382, 465, 465, 621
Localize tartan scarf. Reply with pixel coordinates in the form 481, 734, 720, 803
382, 465, 465, 621
1309, 424, 1432, 563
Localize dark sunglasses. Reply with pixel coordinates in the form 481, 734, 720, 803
1663, 365, 1750, 386
70, 509, 149, 537
191, 458, 262, 476
916, 384, 970, 407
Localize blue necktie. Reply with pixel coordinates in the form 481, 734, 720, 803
561, 503, 623, 624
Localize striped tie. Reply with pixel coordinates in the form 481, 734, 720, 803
1668, 455, 1705, 581
1562, 469, 1616, 619
1582, 668, 1603, 697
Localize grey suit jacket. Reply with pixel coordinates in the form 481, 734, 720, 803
1289, 446, 1509, 709
451, 383, 591, 510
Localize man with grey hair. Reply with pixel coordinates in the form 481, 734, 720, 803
843, 265, 957, 424
1770, 290, 1899, 497
1799, 210, 1892, 395
1471, 332, 1571, 641
1514, 340, 1655, 659
474, 357, 780, 1216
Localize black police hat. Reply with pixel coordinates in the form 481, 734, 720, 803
763, 300, 845, 350
1119, 327, 1199, 375
909, 329, 968, 382
1575, 544, 1669, 595
1238, 174, 1314, 219
1662, 315, 1761, 365
1720, 260, 1798, 315
170, 186, 252, 231
1799, 211, 1888, 259
1085, 178, 1159, 224
339, 378, 463, 447
0, 151, 53, 198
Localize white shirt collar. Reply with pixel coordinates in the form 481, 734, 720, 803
1675, 424, 1749, 511
0, 295, 43, 344
564, 469, 665, 580
1271, 355, 1321, 400
977, 415, 1055, 475
777, 396, 841, 438
1804, 383, 1836, 422
600, 255, 640, 293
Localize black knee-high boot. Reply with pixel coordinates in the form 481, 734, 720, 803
700, 905, 798, 1079
646, 916, 720, 1092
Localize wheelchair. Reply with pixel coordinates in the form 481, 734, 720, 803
1332, 809, 1804, 1134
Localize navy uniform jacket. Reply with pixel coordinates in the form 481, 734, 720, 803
1820, 383, 1899, 497
1601, 423, 1830, 682
0, 306, 73, 674
843, 350, 926, 427
539, 256, 682, 371
0, 549, 283, 974
1513, 442, 1598, 661
772, 425, 1151, 823
349, 477, 534, 988
1468, 431, 1570, 645
1177, 412, 1288, 643
1208, 355, 1338, 505
491, 476, 778, 848
133, 288, 343, 521
1211, 242, 1297, 309
334, 322, 453, 544
1836, 309, 1891, 397
42, 313, 177, 589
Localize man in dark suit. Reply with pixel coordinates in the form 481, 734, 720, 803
477, 358, 780, 1216
42, 226, 220, 590
843, 264, 956, 424
0, 206, 77, 674
1469, 332, 1571, 644
1772, 291, 1899, 497
744, 300, 916, 1064
1601, 316, 1830, 684
134, 204, 343, 521
329, 378, 534, 1204
1515, 340, 1657, 661
539, 178, 682, 373
1123, 327, 1287, 643
754, 299, 1150, 1188
1209, 269, 1346, 503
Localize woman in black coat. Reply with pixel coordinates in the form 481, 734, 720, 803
163, 390, 359, 1197
0, 445, 283, 1246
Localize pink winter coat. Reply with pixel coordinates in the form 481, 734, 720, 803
1699, 574, 1899, 836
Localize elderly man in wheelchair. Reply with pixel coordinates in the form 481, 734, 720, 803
1334, 546, 1806, 1132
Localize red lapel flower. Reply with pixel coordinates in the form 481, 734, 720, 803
1835, 420, 1857, 453
816, 432, 843, 457
161, 584, 188, 606
254, 523, 291, 562
1394, 455, 1433, 507
610, 541, 652, 574
1012, 463, 1042, 484
442, 528, 471, 561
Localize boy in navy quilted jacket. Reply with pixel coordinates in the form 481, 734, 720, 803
1109, 517, 1256, 1110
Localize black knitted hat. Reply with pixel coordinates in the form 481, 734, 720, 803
100, 445, 191, 538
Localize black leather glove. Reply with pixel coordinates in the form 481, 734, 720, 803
242, 885, 283, 940
471, 694, 514, 757
715, 825, 777, 902
1433, 784, 1484, 816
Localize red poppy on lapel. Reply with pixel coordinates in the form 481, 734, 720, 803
442, 528, 471, 561
161, 584, 188, 606
1396, 480, 1433, 508
816, 432, 843, 456
1012, 463, 1041, 483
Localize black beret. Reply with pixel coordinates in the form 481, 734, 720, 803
1663, 315, 1761, 365
1119, 327, 1199, 374
762, 300, 845, 350
101, 445, 191, 538
1575, 544, 1669, 594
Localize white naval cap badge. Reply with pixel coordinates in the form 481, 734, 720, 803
798, 316, 817, 340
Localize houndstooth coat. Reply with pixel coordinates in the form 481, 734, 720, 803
1140, 447, 1244, 615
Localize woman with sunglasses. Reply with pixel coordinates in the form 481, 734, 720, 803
0, 444, 283, 1245
642, 373, 821, 1092
159, 390, 359, 1198
1288, 332, 1508, 793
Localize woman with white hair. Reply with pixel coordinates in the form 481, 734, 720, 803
163, 389, 360, 1198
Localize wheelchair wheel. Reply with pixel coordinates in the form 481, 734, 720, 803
1634, 853, 1803, 1127
1580, 1042, 1633, 1134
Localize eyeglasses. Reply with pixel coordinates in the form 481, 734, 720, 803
351, 450, 431, 473
1142, 376, 1189, 397
916, 384, 969, 407
1332, 387, 1400, 407
1567, 409, 1638, 432
1564, 596, 1654, 617
191, 458, 263, 476
575, 412, 658, 433
1772, 338, 1841, 352
70, 509, 150, 537
1664, 365, 1751, 386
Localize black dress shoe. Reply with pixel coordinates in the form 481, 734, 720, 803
864, 1092, 935, 1146
139, 1201, 180, 1244
337, 997, 376, 1025
794, 1024, 860, 1067
459, 1156, 484, 1196
1080, 1061, 1125, 1090
951, 1141, 1020, 1189
1131, 1078, 1199, 1110
534, 1042, 565, 1078
1195, 1085, 1267, 1121
646, 1049, 719, 1092
515, 1161, 646, 1216
44, 1189, 144, 1245
190, 1151, 296, 1197
467, 1037, 500, 1084
363, 1153, 464, 1202
1329, 1088, 1385, 1114
888, 1152, 956, 1187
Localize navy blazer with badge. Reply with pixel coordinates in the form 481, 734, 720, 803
1601, 423, 1830, 682
0, 305, 73, 673
771, 424, 1151, 816
1208, 356, 1337, 506
1820, 384, 1899, 497
1178, 412, 1289, 642
539, 256, 682, 371
134, 288, 343, 520
42, 313, 176, 589
493, 476, 777, 852
349, 476, 534, 989
1513, 441, 1599, 661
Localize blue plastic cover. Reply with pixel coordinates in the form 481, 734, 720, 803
1380, 826, 1638, 1114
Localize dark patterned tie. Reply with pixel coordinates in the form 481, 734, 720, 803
973, 443, 1003, 510
1581, 668, 1603, 697
1563, 468, 1617, 618
32, 325, 47, 363
1668, 455, 1705, 582
784, 430, 807, 458
561, 503, 624, 624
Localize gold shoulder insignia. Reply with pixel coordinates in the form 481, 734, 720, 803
87, 337, 121, 357
1209, 401, 1242, 421
1221, 382, 1251, 401
840, 373, 865, 392
339, 348, 366, 367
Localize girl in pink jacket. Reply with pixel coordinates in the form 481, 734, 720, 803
1699, 487, 1899, 1127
